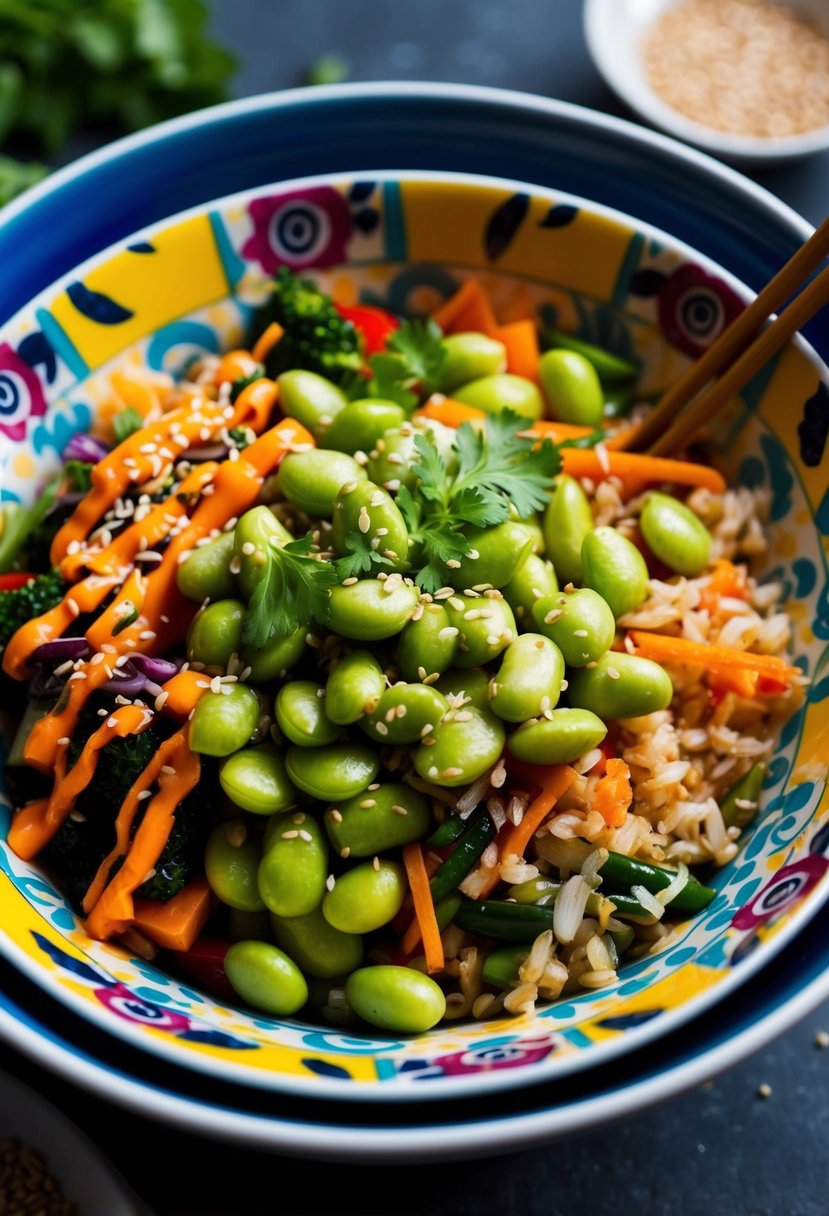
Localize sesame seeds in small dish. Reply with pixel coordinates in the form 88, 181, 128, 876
584, 0, 829, 164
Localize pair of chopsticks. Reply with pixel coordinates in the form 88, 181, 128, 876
613, 216, 829, 456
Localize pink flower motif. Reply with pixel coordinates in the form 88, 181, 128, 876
434, 1035, 556, 1076
657, 264, 744, 359
94, 983, 193, 1033
0, 342, 47, 441
732, 854, 828, 931
241, 187, 353, 273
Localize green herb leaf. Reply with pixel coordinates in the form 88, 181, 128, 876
63, 459, 94, 493
332, 532, 394, 581
402, 409, 560, 590
242, 535, 338, 649
0, 474, 59, 574
112, 407, 144, 444
386, 319, 446, 397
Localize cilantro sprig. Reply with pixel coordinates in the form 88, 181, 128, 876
398, 410, 561, 592
242, 536, 339, 650
343, 318, 447, 410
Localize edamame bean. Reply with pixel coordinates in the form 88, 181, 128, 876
413, 706, 505, 787
204, 820, 265, 912
258, 810, 328, 917
269, 907, 363, 980
239, 626, 306, 684
397, 603, 459, 681
220, 743, 297, 815
362, 683, 449, 745
189, 684, 260, 756
568, 652, 674, 719
446, 593, 517, 668
543, 475, 594, 585
346, 966, 446, 1034
186, 599, 245, 671
445, 521, 533, 591
277, 369, 348, 435
503, 552, 559, 624
325, 650, 386, 724
532, 586, 615, 667
285, 743, 379, 801
543, 329, 639, 385
325, 783, 432, 856
274, 680, 340, 747
488, 633, 565, 722
322, 861, 406, 932
580, 526, 649, 619
454, 373, 544, 421
507, 708, 607, 764
225, 940, 308, 1016
233, 506, 293, 600
510, 512, 545, 555
177, 531, 237, 602
538, 349, 604, 426
322, 400, 406, 455
331, 480, 409, 567
276, 449, 367, 518
439, 332, 507, 392
327, 576, 418, 641
434, 667, 491, 713
640, 492, 712, 577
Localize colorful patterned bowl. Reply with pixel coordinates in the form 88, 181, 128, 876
1, 169, 827, 1102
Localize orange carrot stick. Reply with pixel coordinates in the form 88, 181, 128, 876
133, 879, 213, 952
158, 669, 212, 719
593, 758, 632, 828
560, 448, 726, 495
251, 322, 284, 365
431, 280, 499, 337
414, 397, 594, 442
402, 843, 445, 974
497, 320, 540, 382
627, 630, 801, 685
214, 349, 261, 386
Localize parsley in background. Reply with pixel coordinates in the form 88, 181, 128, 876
0, 0, 236, 206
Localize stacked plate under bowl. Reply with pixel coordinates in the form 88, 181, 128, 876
1, 84, 827, 1159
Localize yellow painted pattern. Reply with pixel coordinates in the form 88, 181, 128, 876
49, 215, 228, 369
400, 181, 631, 300
757, 346, 825, 513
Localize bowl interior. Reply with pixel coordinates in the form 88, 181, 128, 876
1, 171, 827, 1101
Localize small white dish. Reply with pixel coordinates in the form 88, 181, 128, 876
0, 1069, 152, 1215
584, 0, 829, 164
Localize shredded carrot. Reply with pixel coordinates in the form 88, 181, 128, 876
415, 396, 594, 442
708, 668, 760, 699
214, 349, 261, 386
497, 320, 541, 382
431, 280, 498, 337
251, 322, 284, 365
401, 843, 444, 974
627, 629, 801, 686
159, 669, 212, 718
85, 736, 201, 941
133, 879, 213, 952
593, 758, 632, 828
472, 765, 578, 900
698, 559, 748, 615
561, 448, 726, 495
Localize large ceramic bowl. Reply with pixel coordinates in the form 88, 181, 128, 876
1, 164, 827, 1101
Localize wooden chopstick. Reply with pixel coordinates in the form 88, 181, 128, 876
647, 262, 829, 457
617, 217, 829, 454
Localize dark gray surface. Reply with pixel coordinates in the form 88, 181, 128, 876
2, 1, 828, 1212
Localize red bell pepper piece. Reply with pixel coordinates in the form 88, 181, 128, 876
0, 572, 35, 592
334, 303, 399, 355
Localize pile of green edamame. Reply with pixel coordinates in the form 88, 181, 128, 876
176, 325, 719, 1034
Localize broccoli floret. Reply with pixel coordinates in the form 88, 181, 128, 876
135, 798, 205, 902
251, 267, 364, 383
69, 715, 165, 813
0, 570, 67, 649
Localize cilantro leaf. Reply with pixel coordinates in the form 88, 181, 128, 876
242, 536, 338, 649
332, 533, 394, 581
112, 407, 144, 444
63, 459, 94, 493
386, 319, 446, 397
402, 409, 560, 591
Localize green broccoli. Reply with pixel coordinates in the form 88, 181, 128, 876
251, 267, 364, 383
135, 798, 205, 902
0, 570, 67, 649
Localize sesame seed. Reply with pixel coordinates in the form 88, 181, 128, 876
453, 710, 473, 722
417, 666, 428, 681
358, 506, 371, 534
422, 671, 440, 686
438, 626, 459, 641
428, 766, 439, 778
360, 799, 377, 808
330, 809, 343, 823
139, 630, 157, 641
448, 596, 465, 612
137, 789, 153, 801
446, 559, 462, 569
229, 555, 242, 574
391, 804, 408, 816
573, 629, 589, 638
372, 856, 381, 871
56, 736, 70, 746
241, 542, 256, 555
544, 609, 563, 625
340, 846, 351, 859
281, 830, 299, 840
298, 829, 313, 843
154, 691, 170, 711
66, 598, 80, 617
227, 823, 248, 847
607, 667, 621, 680
210, 676, 222, 693
342, 576, 358, 586
326, 875, 336, 892
374, 721, 389, 737
160, 764, 176, 775
442, 767, 463, 778
54, 659, 75, 676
